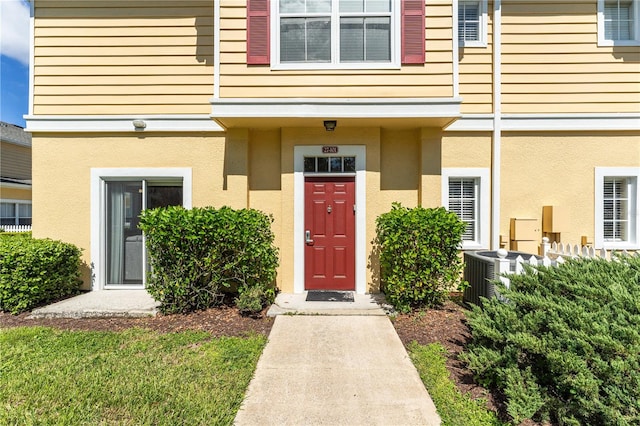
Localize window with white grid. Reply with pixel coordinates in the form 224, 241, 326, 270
595, 168, 639, 249
276, 0, 397, 67
598, 0, 640, 45
442, 168, 490, 249
458, 0, 487, 47
448, 178, 478, 242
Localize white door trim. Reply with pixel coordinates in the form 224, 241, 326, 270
293, 146, 366, 294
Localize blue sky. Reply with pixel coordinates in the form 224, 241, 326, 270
1, 0, 30, 128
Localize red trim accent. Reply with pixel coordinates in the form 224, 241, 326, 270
401, 0, 425, 64
247, 0, 270, 65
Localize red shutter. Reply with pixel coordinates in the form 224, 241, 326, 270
401, 0, 425, 64
247, 0, 270, 65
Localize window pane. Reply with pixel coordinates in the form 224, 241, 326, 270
0, 202, 15, 218
18, 204, 32, 218
281, 0, 330, 14
366, 17, 391, 61
281, 18, 306, 61
304, 157, 316, 172
366, 0, 390, 13
459, 2, 480, 42
340, 0, 364, 13
344, 157, 356, 172
307, 0, 331, 13
147, 186, 183, 209
317, 157, 329, 172
280, 0, 305, 13
281, 18, 331, 62
340, 18, 365, 61
340, 17, 390, 61
330, 157, 342, 172
307, 18, 331, 61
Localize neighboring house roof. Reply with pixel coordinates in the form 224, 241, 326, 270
0, 122, 32, 148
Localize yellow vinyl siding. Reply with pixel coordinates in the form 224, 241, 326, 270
32, 0, 213, 116
501, 1, 640, 114
218, 1, 455, 99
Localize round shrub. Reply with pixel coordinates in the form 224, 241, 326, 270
139, 206, 279, 314
0, 235, 82, 314
374, 203, 466, 313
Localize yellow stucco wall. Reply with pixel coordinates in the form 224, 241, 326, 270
31, 128, 640, 291
500, 132, 640, 244
32, 132, 226, 288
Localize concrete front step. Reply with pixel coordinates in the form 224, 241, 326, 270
267, 292, 394, 317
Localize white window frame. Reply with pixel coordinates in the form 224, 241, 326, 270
458, 0, 488, 48
595, 167, 639, 250
271, 0, 401, 70
442, 168, 490, 250
91, 168, 192, 290
0, 199, 32, 226
598, 0, 640, 46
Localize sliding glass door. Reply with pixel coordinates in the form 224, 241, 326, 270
105, 179, 183, 287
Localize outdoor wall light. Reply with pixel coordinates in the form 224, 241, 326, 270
132, 119, 146, 130
323, 120, 337, 131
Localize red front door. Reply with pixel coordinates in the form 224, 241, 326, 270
304, 177, 356, 291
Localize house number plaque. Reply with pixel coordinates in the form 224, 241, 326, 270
322, 146, 338, 154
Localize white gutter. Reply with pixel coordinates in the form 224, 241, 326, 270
27, 0, 35, 117
213, 0, 221, 99
491, 0, 502, 250
452, 0, 460, 97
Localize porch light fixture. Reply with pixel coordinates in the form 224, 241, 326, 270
323, 120, 337, 131
132, 120, 146, 130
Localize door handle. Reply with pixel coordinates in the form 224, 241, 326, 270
305, 230, 314, 245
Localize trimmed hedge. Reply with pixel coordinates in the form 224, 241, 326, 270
139, 206, 279, 314
462, 255, 640, 425
0, 234, 82, 314
374, 203, 466, 313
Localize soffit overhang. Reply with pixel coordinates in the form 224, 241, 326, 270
210, 97, 462, 130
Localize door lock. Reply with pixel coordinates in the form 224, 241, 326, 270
327, 205, 332, 213
305, 230, 314, 245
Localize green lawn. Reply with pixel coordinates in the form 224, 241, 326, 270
0, 327, 266, 425
408, 342, 505, 426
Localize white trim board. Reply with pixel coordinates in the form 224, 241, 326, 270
441, 168, 491, 250
293, 145, 367, 295
25, 115, 224, 133
446, 113, 640, 132
210, 98, 463, 119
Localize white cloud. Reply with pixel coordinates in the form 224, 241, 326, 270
1, 0, 31, 66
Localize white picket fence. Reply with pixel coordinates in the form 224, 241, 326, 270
494, 237, 636, 289
1, 225, 32, 233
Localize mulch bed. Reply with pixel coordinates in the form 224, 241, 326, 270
1, 297, 514, 422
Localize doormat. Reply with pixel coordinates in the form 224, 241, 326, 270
306, 291, 355, 302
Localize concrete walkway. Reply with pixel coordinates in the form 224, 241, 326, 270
28, 290, 159, 318
234, 315, 441, 426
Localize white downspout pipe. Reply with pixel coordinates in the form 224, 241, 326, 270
491, 0, 502, 250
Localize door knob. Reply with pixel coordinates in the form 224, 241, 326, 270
305, 230, 314, 245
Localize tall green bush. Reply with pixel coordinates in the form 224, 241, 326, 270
0, 235, 82, 314
462, 255, 640, 425
374, 203, 466, 313
139, 206, 279, 314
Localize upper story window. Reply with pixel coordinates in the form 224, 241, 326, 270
276, 0, 397, 68
458, 0, 487, 47
247, 0, 425, 68
598, 0, 640, 46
